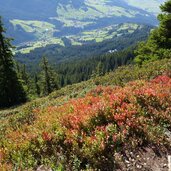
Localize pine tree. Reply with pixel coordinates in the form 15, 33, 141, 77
39, 56, 59, 96
91, 61, 104, 78
15, 62, 37, 98
21, 64, 29, 85
135, 0, 171, 64
0, 17, 26, 107
34, 74, 40, 96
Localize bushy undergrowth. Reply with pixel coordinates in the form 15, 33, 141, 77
0, 73, 171, 170
0, 59, 170, 170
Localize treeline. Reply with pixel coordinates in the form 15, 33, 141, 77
22, 0, 171, 103
0, 28, 136, 106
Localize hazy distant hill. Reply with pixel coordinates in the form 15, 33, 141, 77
0, 0, 164, 46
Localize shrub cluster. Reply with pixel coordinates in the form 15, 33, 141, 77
0, 74, 170, 170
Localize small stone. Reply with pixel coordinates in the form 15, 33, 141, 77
137, 155, 140, 158
125, 160, 130, 164
163, 163, 167, 167
136, 164, 142, 169
37, 165, 52, 171
127, 164, 131, 167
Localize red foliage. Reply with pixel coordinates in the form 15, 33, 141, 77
151, 75, 170, 84
58, 75, 171, 147
42, 132, 52, 141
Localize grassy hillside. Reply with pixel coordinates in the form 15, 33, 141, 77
10, 20, 56, 39
67, 23, 142, 44
0, 58, 170, 170
124, 0, 164, 15
55, 0, 161, 28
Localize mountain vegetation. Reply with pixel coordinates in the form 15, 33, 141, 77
39, 56, 59, 96
14, 23, 151, 54
0, 0, 171, 170
0, 58, 170, 170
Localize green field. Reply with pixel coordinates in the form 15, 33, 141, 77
7, 0, 163, 53
15, 38, 64, 54
67, 23, 141, 44
10, 19, 57, 40
125, 0, 162, 15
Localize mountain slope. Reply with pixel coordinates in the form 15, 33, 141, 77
0, 58, 170, 170
0, 0, 165, 45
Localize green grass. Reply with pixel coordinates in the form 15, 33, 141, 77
68, 23, 143, 44
1, 58, 170, 117
125, 0, 162, 15
16, 38, 64, 54
10, 19, 56, 40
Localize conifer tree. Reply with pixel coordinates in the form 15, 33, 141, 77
39, 56, 59, 96
96, 61, 104, 76
135, 0, 171, 64
91, 61, 104, 78
15, 62, 36, 98
0, 17, 26, 107
34, 74, 40, 96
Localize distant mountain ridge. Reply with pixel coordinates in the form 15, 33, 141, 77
0, 0, 165, 46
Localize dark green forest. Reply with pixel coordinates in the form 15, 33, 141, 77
135, 0, 171, 64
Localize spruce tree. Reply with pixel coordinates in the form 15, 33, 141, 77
0, 17, 26, 107
34, 74, 40, 96
39, 56, 59, 96
91, 61, 104, 78
135, 0, 171, 64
